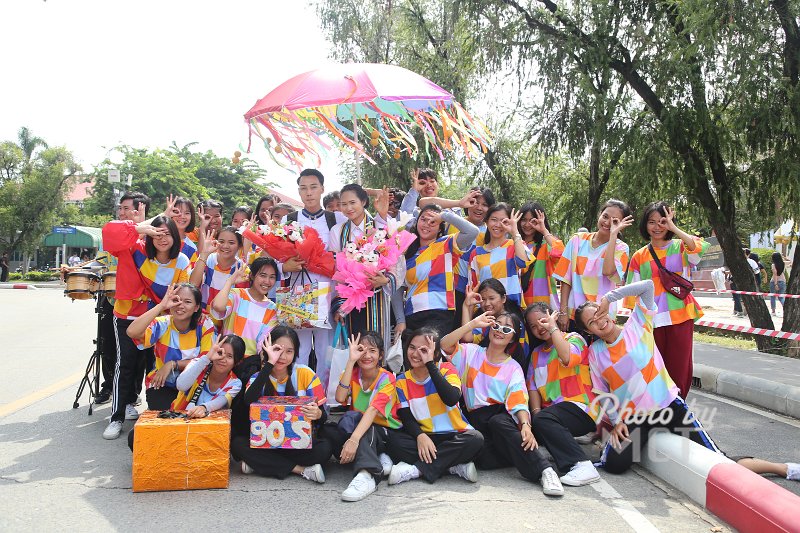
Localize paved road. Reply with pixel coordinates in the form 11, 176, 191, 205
1, 289, 797, 532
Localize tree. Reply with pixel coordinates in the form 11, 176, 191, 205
17, 126, 48, 162
461, 0, 800, 350
0, 134, 80, 261
85, 144, 272, 219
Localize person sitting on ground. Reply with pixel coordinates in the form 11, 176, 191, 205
320, 332, 401, 502
385, 328, 484, 485
576, 279, 800, 482
524, 302, 600, 487
441, 311, 565, 496
231, 327, 332, 483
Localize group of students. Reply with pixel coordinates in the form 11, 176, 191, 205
94, 167, 799, 502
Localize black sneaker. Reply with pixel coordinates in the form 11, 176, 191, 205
95, 390, 112, 405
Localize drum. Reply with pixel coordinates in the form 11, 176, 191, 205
64, 271, 100, 300
101, 271, 116, 298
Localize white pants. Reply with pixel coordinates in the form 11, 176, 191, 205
295, 327, 332, 367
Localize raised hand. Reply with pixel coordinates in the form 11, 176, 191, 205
610, 215, 634, 235
137, 224, 169, 238
348, 333, 365, 363
661, 205, 676, 231
164, 193, 178, 217
537, 309, 559, 331
229, 262, 246, 285
198, 205, 210, 232
161, 283, 181, 311
459, 189, 480, 209
464, 282, 482, 308
503, 208, 523, 236
594, 296, 611, 323
417, 335, 436, 364
132, 202, 146, 223
374, 186, 390, 218
260, 334, 283, 366
470, 311, 496, 331
410, 168, 423, 193
208, 335, 228, 363
203, 229, 219, 255
531, 209, 547, 234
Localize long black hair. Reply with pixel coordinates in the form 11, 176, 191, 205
523, 301, 552, 350
259, 326, 300, 396
518, 202, 551, 245
402, 327, 444, 370
173, 282, 203, 330
222, 334, 246, 368
772, 252, 785, 277
405, 204, 446, 259
476, 278, 523, 319
340, 183, 370, 210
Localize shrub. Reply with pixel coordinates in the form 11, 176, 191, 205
8, 273, 22, 281
23, 271, 58, 282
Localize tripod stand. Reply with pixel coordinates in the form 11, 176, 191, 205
72, 293, 105, 415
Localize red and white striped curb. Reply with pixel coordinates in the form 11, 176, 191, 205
642, 432, 800, 533
0, 284, 38, 290
692, 287, 800, 299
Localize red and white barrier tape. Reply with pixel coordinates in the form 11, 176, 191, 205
694, 319, 800, 341
692, 287, 800, 299
615, 307, 799, 340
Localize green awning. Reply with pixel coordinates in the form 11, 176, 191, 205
43, 225, 103, 250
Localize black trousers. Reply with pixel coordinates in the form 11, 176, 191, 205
320, 422, 387, 482
111, 317, 152, 423
453, 290, 466, 331
467, 405, 553, 482
145, 386, 178, 411
99, 299, 116, 393
405, 309, 456, 339
385, 429, 484, 482
532, 402, 597, 473
601, 397, 723, 474
230, 435, 333, 479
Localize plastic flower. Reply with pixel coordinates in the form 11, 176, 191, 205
346, 242, 357, 254
288, 230, 302, 242
273, 228, 286, 238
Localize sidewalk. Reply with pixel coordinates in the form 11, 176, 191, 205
694, 295, 785, 329
694, 342, 800, 419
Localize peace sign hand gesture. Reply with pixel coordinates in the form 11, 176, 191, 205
164, 193, 178, 217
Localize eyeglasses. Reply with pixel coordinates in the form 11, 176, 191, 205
490, 323, 515, 335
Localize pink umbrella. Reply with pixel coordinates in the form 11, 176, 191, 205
244, 63, 491, 169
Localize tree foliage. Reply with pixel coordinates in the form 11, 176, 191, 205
0, 129, 80, 255
85, 144, 273, 218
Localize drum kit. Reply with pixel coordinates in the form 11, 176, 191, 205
64, 262, 115, 414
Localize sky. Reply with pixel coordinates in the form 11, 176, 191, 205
0, 0, 347, 198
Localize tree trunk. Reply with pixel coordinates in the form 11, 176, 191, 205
585, 142, 602, 229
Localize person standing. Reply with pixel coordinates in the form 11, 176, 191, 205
281, 169, 346, 367
625, 202, 708, 399
770, 252, 787, 316
0, 252, 9, 282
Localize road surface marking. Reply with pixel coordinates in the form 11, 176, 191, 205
590, 478, 661, 532
691, 389, 800, 429
0, 370, 84, 417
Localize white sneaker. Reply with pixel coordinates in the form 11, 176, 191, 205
379, 453, 393, 476
241, 461, 254, 475
560, 461, 601, 486
125, 404, 139, 420
574, 432, 595, 445
540, 467, 565, 496
388, 462, 420, 485
448, 462, 478, 482
301, 464, 325, 484
341, 471, 377, 502
787, 463, 800, 481
102, 420, 123, 440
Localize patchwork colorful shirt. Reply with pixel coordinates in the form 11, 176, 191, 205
521, 238, 565, 309
199, 253, 249, 310
342, 366, 402, 429
136, 315, 215, 388
625, 238, 708, 327
452, 223, 486, 293
448, 343, 529, 421
247, 364, 326, 402
469, 240, 532, 306
553, 232, 629, 319
211, 288, 278, 357
588, 293, 680, 424
405, 235, 465, 315
395, 362, 472, 433
103, 220, 191, 319
181, 235, 199, 267
527, 332, 597, 417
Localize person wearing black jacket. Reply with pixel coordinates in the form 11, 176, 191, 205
230, 326, 332, 483
385, 328, 483, 485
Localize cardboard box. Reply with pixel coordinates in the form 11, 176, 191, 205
132, 410, 231, 492
249, 396, 314, 450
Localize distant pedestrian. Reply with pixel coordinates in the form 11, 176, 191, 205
770, 252, 787, 316
0, 252, 8, 282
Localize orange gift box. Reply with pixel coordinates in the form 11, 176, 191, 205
132, 410, 231, 493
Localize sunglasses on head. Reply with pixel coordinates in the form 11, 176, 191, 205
490, 323, 515, 335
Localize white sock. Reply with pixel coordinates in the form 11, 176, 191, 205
787, 463, 800, 481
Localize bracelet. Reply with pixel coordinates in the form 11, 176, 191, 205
512, 234, 522, 241
196, 257, 207, 265
337, 381, 351, 390
202, 405, 209, 417
520, 421, 532, 429
548, 326, 559, 335
531, 408, 542, 413
346, 438, 358, 446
